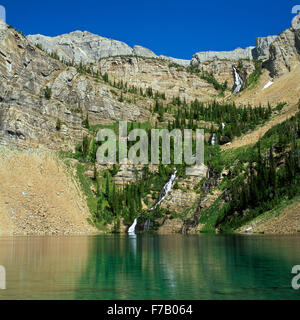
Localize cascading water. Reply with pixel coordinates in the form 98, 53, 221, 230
128, 218, 137, 235
143, 219, 152, 231
232, 66, 243, 94
149, 170, 177, 211
128, 170, 177, 234
211, 134, 217, 146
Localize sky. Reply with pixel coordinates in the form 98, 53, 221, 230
0, 0, 298, 59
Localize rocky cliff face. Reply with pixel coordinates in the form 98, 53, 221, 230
27, 29, 281, 72
27, 31, 134, 64
133, 45, 157, 58
0, 25, 149, 150
264, 13, 300, 77
253, 36, 277, 60
191, 47, 255, 65
191, 35, 278, 65
27, 30, 192, 67
2, 22, 293, 151
27, 28, 288, 96
97, 56, 217, 101
159, 55, 191, 67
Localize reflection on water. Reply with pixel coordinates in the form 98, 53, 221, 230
0, 234, 300, 300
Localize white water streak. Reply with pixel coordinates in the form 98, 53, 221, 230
128, 170, 177, 234
211, 134, 216, 146
232, 66, 243, 94
263, 81, 273, 90
128, 218, 138, 234
150, 171, 177, 211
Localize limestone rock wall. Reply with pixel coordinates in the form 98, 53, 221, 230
0, 26, 149, 150
97, 56, 217, 102
191, 47, 255, 65
264, 13, 300, 77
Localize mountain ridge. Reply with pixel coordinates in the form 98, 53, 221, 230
27, 29, 278, 67
0, 14, 299, 235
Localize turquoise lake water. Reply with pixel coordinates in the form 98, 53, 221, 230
0, 234, 299, 300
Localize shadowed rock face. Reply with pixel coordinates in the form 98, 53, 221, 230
253, 36, 278, 60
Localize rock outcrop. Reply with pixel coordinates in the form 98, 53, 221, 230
253, 36, 277, 60
159, 55, 191, 67
0, 25, 149, 150
27, 28, 290, 86
28, 30, 190, 66
264, 13, 300, 77
27, 31, 133, 64
191, 47, 255, 65
133, 45, 157, 58
97, 56, 217, 102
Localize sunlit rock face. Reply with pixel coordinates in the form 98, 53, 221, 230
0, 28, 149, 150
191, 47, 255, 65
264, 13, 300, 77
133, 45, 157, 58
27, 31, 134, 64
159, 55, 191, 67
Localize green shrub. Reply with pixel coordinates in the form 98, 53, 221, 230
56, 118, 61, 131
44, 86, 52, 100
246, 61, 262, 89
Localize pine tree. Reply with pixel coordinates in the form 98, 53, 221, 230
82, 114, 90, 129
56, 118, 61, 131
269, 144, 277, 190
82, 135, 90, 159
44, 86, 52, 100
93, 163, 97, 181
105, 174, 110, 198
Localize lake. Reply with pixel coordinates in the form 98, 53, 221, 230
0, 234, 299, 300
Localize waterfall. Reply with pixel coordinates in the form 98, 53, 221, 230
128, 218, 138, 234
128, 170, 177, 234
232, 66, 243, 94
222, 122, 225, 130
149, 170, 177, 211
144, 219, 152, 231
211, 134, 216, 146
